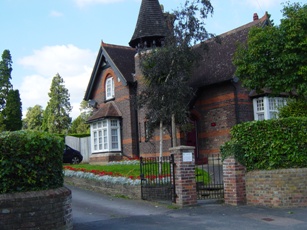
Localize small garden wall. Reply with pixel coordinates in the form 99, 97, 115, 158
64, 177, 141, 199
0, 187, 72, 230
246, 168, 307, 207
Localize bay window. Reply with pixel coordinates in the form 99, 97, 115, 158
253, 97, 287, 121
91, 119, 121, 152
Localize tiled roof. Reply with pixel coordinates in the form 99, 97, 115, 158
84, 42, 135, 101
87, 101, 122, 123
102, 43, 136, 83
190, 13, 269, 87
129, 0, 168, 48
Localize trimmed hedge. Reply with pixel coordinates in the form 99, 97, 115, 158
221, 117, 307, 171
0, 131, 64, 194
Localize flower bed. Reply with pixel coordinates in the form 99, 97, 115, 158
63, 160, 141, 185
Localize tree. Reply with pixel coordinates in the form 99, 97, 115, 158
0, 50, 13, 112
233, 2, 307, 98
23, 105, 44, 130
68, 100, 91, 134
42, 73, 72, 134
138, 0, 214, 148
3, 89, 22, 131
278, 99, 307, 118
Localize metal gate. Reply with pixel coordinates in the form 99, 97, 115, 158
140, 155, 176, 203
196, 154, 224, 200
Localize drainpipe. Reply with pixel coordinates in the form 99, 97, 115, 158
231, 77, 240, 124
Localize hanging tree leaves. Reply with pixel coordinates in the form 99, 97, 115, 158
138, 0, 214, 138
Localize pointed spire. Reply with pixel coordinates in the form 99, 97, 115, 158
129, 0, 168, 49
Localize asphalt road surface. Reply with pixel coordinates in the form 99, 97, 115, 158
67, 184, 307, 230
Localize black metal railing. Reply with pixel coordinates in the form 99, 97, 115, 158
195, 154, 224, 200
140, 155, 176, 203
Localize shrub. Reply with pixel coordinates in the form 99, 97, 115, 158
279, 98, 307, 118
220, 117, 307, 171
0, 130, 64, 194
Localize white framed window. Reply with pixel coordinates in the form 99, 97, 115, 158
91, 119, 121, 152
253, 97, 287, 121
105, 77, 114, 100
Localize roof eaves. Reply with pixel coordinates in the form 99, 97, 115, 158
84, 46, 104, 101
101, 43, 128, 86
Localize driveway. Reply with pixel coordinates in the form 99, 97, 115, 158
67, 184, 307, 230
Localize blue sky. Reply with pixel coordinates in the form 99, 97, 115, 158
0, 0, 300, 119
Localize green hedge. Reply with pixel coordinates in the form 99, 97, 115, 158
221, 117, 307, 171
0, 131, 64, 194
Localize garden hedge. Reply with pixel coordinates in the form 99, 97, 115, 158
221, 117, 307, 171
0, 130, 64, 194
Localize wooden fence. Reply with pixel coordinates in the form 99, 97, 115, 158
65, 136, 91, 163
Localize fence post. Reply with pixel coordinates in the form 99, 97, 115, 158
223, 156, 246, 205
170, 146, 197, 207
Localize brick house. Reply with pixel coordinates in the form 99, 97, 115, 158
84, 0, 282, 164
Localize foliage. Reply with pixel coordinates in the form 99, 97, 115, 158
0, 49, 13, 111
278, 98, 307, 118
138, 0, 214, 137
66, 133, 90, 138
42, 73, 72, 134
69, 115, 90, 134
3, 89, 22, 131
220, 117, 307, 171
233, 2, 307, 98
23, 105, 44, 130
68, 100, 92, 134
0, 130, 64, 194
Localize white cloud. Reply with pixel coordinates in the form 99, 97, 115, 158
49, 10, 64, 17
74, 0, 124, 7
18, 45, 96, 120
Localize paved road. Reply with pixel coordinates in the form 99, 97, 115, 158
67, 184, 307, 230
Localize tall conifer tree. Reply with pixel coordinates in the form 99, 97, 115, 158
3, 89, 22, 131
0, 49, 13, 111
42, 73, 72, 134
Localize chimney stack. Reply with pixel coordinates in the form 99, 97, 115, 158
253, 13, 259, 21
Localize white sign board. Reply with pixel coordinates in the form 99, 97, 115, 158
182, 152, 193, 162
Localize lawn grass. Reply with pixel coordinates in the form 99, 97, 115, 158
64, 163, 211, 184
64, 163, 140, 178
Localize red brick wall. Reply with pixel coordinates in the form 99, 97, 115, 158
0, 187, 72, 230
246, 168, 307, 207
91, 68, 137, 158
193, 82, 253, 158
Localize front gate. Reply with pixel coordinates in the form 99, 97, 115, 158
196, 154, 224, 200
140, 155, 176, 203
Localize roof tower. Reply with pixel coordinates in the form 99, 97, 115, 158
129, 0, 168, 49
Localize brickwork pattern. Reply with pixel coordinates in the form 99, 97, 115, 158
223, 157, 246, 205
171, 146, 197, 207
0, 187, 72, 230
246, 168, 307, 207
193, 82, 253, 158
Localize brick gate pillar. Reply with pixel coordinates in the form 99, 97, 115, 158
170, 146, 197, 207
223, 157, 246, 205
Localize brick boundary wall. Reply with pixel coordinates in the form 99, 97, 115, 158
0, 187, 72, 230
223, 157, 246, 205
64, 177, 141, 199
246, 168, 307, 207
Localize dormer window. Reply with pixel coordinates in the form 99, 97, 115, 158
105, 77, 114, 100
